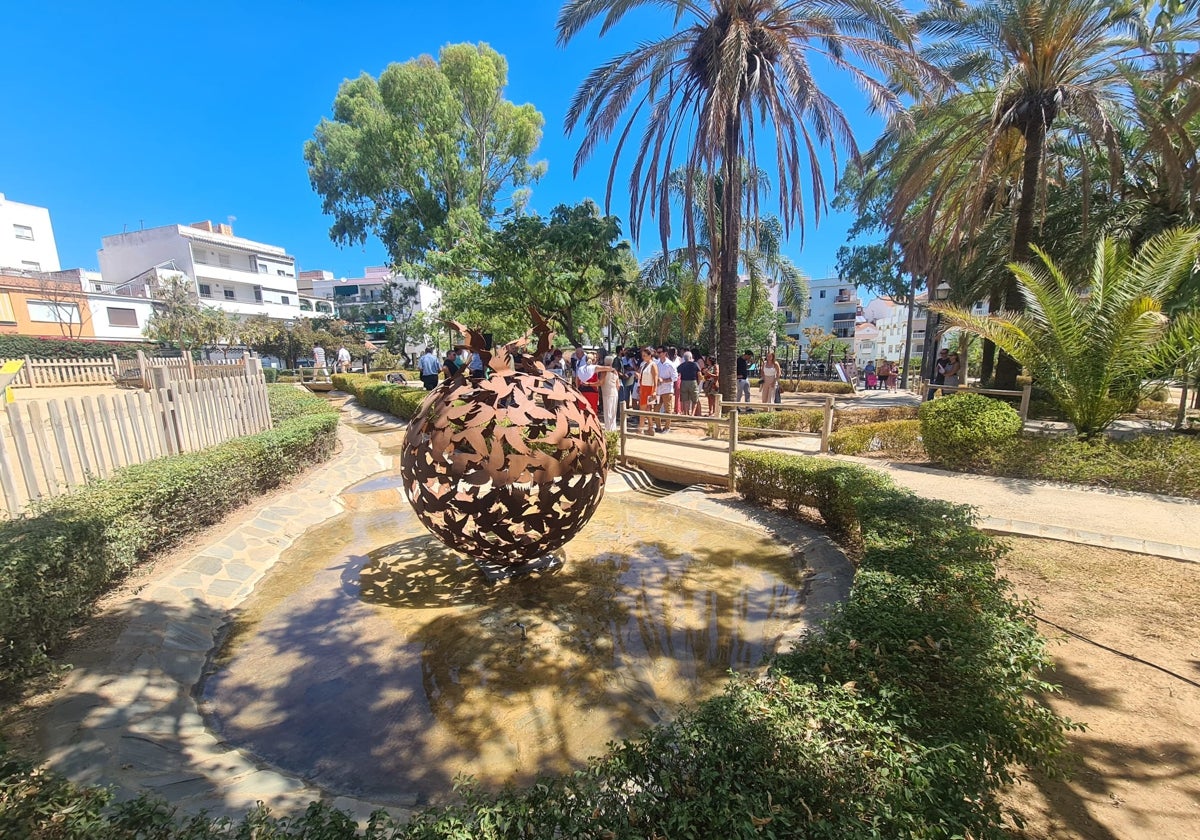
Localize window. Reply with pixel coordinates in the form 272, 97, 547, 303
13, 224, 34, 240
106, 307, 138, 327
276, 269, 286, 276
20, 261, 41, 271
253, 287, 263, 302
193, 250, 208, 264
819, 289, 826, 299
0, 293, 15, 322
198, 284, 212, 298
280, 295, 290, 305
223, 289, 235, 300
257, 264, 268, 274
218, 253, 231, 267
27, 300, 81, 324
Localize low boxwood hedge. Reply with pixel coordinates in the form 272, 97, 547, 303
833, 405, 920, 429
333, 373, 426, 419
1, 449, 1068, 838
828, 419, 925, 457
0, 386, 338, 690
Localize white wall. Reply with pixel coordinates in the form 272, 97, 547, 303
0, 193, 61, 272
99, 227, 192, 288
85, 294, 156, 342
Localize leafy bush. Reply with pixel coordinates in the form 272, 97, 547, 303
919, 393, 1022, 467
735, 409, 825, 440
776, 379, 855, 394
972, 432, 1200, 499
333, 373, 426, 419
0, 386, 337, 689
833, 405, 919, 429
0, 445, 1069, 838
263, 367, 279, 383
829, 419, 924, 457
366, 369, 421, 381
0, 335, 144, 360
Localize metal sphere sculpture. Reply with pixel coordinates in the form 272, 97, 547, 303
400, 312, 608, 570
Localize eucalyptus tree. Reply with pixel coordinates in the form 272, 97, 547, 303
557, 0, 936, 397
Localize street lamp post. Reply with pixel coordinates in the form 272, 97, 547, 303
923, 282, 951, 398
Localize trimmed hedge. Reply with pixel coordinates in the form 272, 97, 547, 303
833, 405, 919, 429
0, 386, 338, 690
367, 369, 422, 381
333, 373, 426, 419
828, 419, 924, 457
711, 408, 824, 441
781, 379, 855, 394
1, 450, 1068, 838
0, 335, 143, 360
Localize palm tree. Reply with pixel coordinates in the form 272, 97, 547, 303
557, 0, 935, 397
935, 226, 1200, 437
885, 0, 1134, 388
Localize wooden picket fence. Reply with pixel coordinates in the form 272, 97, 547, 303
2, 352, 251, 389
0, 361, 272, 518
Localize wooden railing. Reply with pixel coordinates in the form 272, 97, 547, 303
917, 381, 1033, 421
1, 352, 259, 390
619, 406, 739, 490
709, 394, 837, 453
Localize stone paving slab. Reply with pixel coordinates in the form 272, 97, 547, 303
40, 406, 409, 820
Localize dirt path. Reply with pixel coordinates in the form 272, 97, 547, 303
1000, 538, 1200, 839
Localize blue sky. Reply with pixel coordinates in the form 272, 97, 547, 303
3, 0, 887, 282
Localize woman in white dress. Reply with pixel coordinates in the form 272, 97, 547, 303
601, 354, 620, 431
760, 351, 781, 403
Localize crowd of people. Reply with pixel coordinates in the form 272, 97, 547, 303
409, 342, 832, 435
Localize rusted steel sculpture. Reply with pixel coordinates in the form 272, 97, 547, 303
399, 310, 608, 575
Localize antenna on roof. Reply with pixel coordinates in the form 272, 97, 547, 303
139, 219, 144, 230
227, 215, 237, 225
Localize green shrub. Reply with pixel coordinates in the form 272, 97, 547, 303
333, 373, 427, 419
829, 419, 924, 457
0, 335, 143, 360
366, 369, 421, 381
0, 387, 337, 690
263, 367, 279, 383
736, 409, 825, 440
919, 393, 1022, 467
776, 379, 855, 394
833, 405, 919, 430
973, 432, 1200, 499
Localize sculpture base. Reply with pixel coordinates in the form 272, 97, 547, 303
475, 553, 564, 585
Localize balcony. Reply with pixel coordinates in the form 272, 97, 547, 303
194, 262, 298, 294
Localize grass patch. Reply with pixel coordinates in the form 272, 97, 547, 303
0, 386, 337, 691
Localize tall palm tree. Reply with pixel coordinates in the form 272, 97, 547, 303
885, 0, 1134, 388
557, 0, 936, 397
935, 226, 1200, 437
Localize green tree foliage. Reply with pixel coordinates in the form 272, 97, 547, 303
937, 227, 1200, 437
304, 42, 546, 266
438, 200, 632, 343
142, 273, 203, 349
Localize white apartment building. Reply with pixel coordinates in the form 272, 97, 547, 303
98, 221, 302, 321
780, 276, 861, 353
0, 193, 61, 273
304, 265, 442, 353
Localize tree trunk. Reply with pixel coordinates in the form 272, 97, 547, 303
899, 272, 918, 389
717, 130, 742, 400
995, 121, 1047, 389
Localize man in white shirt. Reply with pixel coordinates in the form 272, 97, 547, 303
313, 344, 327, 374
336, 346, 352, 373
655, 347, 677, 432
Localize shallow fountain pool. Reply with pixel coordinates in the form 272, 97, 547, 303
201, 475, 812, 805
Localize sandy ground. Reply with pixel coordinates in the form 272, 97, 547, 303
1000, 538, 1200, 839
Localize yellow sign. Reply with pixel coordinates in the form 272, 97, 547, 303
1, 359, 24, 404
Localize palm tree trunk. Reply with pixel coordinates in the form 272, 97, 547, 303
717, 130, 741, 400
995, 121, 1047, 389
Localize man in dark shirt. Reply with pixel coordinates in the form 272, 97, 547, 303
736, 350, 752, 403
677, 351, 701, 415
927, 348, 949, 400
